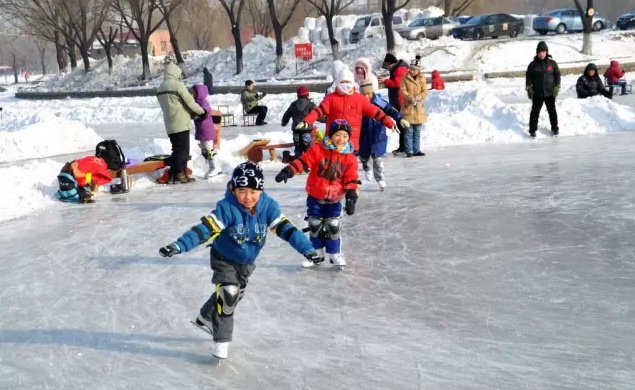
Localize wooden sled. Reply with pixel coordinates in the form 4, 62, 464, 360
247, 143, 294, 163
239, 138, 271, 157
108, 155, 192, 187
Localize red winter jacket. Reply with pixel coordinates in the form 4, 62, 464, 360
383, 62, 408, 107
287, 141, 359, 202
303, 91, 395, 150
71, 156, 112, 187
431, 70, 445, 91
604, 61, 625, 84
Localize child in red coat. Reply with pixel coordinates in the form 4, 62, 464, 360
431, 70, 445, 91
604, 60, 628, 96
56, 156, 112, 203
275, 119, 360, 268
295, 69, 395, 151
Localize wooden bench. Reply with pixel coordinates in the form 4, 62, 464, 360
247, 143, 294, 163
108, 156, 192, 188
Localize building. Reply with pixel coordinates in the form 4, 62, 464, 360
91, 30, 173, 60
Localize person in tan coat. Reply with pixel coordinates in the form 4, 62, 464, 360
399, 55, 428, 157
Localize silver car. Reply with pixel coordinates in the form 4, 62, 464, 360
533, 9, 607, 35
399, 17, 459, 40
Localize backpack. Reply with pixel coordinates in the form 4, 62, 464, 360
95, 140, 125, 170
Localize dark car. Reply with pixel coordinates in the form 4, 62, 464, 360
617, 8, 635, 30
451, 13, 524, 40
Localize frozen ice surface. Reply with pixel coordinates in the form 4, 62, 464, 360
1, 132, 635, 390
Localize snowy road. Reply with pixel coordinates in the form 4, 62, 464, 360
1, 132, 634, 389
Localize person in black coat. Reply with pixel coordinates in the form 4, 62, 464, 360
526, 41, 561, 138
282, 86, 317, 158
203, 67, 213, 95
576, 63, 612, 100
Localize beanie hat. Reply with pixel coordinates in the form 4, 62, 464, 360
410, 55, 423, 71
297, 85, 310, 98
383, 53, 397, 65
536, 41, 548, 53
245, 80, 254, 86
359, 79, 375, 95
329, 119, 352, 137
231, 162, 264, 191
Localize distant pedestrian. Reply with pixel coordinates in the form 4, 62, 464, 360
203, 67, 213, 95
525, 41, 560, 138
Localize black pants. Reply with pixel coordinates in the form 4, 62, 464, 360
529, 95, 558, 133
393, 101, 405, 150
168, 131, 190, 174
248, 106, 268, 123
200, 250, 255, 342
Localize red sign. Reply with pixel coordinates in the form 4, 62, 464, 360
294, 43, 313, 60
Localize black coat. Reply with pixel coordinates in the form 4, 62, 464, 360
526, 56, 561, 97
387, 59, 408, 110
282, 98, 317, 130
203, 67, 213, 95
576, 74, 611, 99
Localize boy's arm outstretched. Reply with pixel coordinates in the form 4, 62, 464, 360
159, 204, 231, 257
274, 144, 318, 183
372, 95, 409, 131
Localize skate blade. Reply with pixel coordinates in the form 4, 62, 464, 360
190, 320, 214, 337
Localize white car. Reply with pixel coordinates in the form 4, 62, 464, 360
399, 16, 459, 40
349, 14, 408, 43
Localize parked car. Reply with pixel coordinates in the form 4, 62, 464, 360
399, 16, 459, 40
616, 8, 635, 30
349, 14, 407, 43
532, 9, 607, 35
453, 16, 474, 25
451, 13, 524, 40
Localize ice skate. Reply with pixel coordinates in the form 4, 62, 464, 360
329, 253, 346, 268
378, 180, 387, 191
364, 170, 373, 182
191, 315, 214, 336
302, 248, 325, 268
204, 166, 222, 179
212, 342, 229, 359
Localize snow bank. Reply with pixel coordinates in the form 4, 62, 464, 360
0, 112, 102, 163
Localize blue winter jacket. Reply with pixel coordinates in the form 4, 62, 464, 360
174, 185, 314, 264
360, 93, 404, 159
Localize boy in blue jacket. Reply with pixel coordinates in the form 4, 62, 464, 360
359, 79, 409, 191
158, 162, 320, 359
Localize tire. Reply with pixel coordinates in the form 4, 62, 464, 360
474, 29, 483, 40
539, 31, 548, 36
417, 33, 425, 40
592, 21, 603, 32
555, 23, 566, 34
510, 27, 519, 38
492, 36, 499, 39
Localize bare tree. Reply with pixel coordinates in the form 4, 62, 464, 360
436, 0, 476, 16
247, 0, 272, 37
573, 0, 594, 55
96, 26, 119, 74
176, 0, 219, 50
34, 38, 50, 75
217, 0, 247, 75
112, 0, 166, 80
266, 0, 302, 73
306, 0, 355, 60
382, 0, 411, 53
151, 0, 187, 63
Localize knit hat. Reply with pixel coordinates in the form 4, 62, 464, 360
359, 79, 375, 95
231, 162, 264, 191
410, 55, 423, 71
536, 41, 548, 53
329, 119, 352, 137
245, 80, 254, 86
383, 53, 397, 65
297, 85, 310, 98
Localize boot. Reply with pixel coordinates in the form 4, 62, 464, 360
413, 151, 426, 157
174, 172, 196, 184
213, 341, 229, 359
378, 180, 387, 191
364, 170, 373, 181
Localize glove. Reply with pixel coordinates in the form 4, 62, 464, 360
526, 86, 533, 100
400, 119, 410, 129
159, 242, 181, 257
553, 86, 560, 98
275, 166, 294, 183
304, 250, 324, 265
259, 92, 267, 99
295, 121, 308, 130
345, 189, 358, 216
390, 125, 400, 134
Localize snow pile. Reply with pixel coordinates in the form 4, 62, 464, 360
0, 112, 102, 163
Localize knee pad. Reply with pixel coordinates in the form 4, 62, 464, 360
308, 218, 324, 238
216, 283, 240, 317
325, 217, 342, 240
201, 148, 215, 161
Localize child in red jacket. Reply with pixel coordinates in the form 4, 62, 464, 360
57, 156, 112, 203
431, 70, 445, 91
275, 119, 360, 268
604, 60, 627, 96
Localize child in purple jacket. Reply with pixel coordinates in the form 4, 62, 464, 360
193, 85, 221, 178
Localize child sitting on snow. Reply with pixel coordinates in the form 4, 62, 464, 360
56, 156, 112, 204
281, 86, 317, 159
431, 70, 445, 91
158, 162, 319, 360
359, 79, 409, 190
275, 119, 360, 268
192, 85, 221, 178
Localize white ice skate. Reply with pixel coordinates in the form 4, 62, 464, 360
213, 341, 229, 359
378, 180, 387, 191
364, 170, 373, 182
329, 253, 346, 268
302, 248, 325, 268
205, 166, 222, 179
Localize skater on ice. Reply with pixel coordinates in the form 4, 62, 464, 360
192, 84, 222, 178
158, 162, 320, 359
577, 63, 612, 100
399, 55, 428, 158
381, 53, 409, 154
358, 79, 409, 190
281, 85, 317, 159
353, 57, 379, 91
275, 119, 360, 268
295, 69, 396, 152
525, 41, 560, 138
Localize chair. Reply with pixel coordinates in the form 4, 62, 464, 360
216, 105, 235, 127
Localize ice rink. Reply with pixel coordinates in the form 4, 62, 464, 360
1, 129, 634, 390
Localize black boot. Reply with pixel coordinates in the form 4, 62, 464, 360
413, 152, 425, 157
529, 131, 536, 139
551, 129, 559, 136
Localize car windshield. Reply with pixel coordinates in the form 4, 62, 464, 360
544, 10, 562, 16
355, 17, 371, 27
408, 18, 432, 27
465, 15, 487, 25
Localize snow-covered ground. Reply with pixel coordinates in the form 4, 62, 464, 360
29, 30, 635, 92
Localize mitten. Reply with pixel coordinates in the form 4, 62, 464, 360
275, 166, 294, 183
526, 86, 533, 100
295, 121, 309, 130
159, 242, 181, 257
553, 86, 560, 98
345, 189, 358, 216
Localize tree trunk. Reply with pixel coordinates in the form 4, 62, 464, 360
231, 25, 243, 75
274, 25, 283, 73
68, 43, 78, 70
105, 46, 113, 75
55, 31, 66, 73
444, 0, 452, 16
140, 38, 151, 80
581, 32, 592, 55
326, 16, 339, 61
165, 18, 184, 64
384, 10, 396, 53
40, 50, 47, 75
80, 46, 90, 73
12, 55, 18, 84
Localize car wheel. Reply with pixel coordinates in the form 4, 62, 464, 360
539, 31, 548, 36
492, 36, 499, 39
510, 27, 519, 38
417, 33, 425, 40
592, 21, 603, 32
474, 30, 483, 40
555, 23, 566, 34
